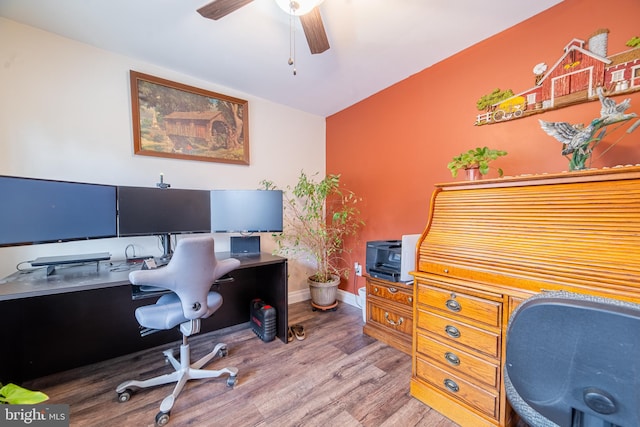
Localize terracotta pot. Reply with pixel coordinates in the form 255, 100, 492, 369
465, 167, 483, 181
308, 274, 340, 307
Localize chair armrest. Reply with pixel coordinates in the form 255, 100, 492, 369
214, 258, 241, 279
214, 274, 235, 284
129, 267, 175, 289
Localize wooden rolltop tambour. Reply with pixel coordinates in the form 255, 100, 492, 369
415, 166, 640, 301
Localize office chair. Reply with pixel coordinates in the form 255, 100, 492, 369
504, 291, 640, 427
116, 236, 241, 426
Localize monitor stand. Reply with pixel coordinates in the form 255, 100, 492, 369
159, 234, 173, 263
30, 252, 111, 276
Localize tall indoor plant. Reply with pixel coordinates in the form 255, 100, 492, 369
262, 171, 363, 308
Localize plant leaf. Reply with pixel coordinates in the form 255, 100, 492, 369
0, 383, 49, 404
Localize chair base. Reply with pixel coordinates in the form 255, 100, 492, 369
116, 340, 238, 415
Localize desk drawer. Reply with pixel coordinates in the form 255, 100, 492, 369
416, 332, 499, 388
416, 356, 499, 420
369, 303, 413, 335
417, 282, 501, 327
416, 308, 500, 358
368, 279, 413, 307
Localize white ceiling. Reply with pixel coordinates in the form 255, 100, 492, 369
0, 0, 563, 117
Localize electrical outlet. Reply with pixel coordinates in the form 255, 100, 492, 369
354, 262, 363, 276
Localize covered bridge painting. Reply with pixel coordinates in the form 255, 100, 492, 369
476, 29, 640, 125
164, 110, 240, 151
132, 71, 249, 165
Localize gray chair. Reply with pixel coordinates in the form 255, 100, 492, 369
504, 291, 640, 427
116, 236, 241, 426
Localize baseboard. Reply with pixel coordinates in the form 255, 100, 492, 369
288, 288, 310, 304
287, 288, 361, 309
338, 289, 360, 308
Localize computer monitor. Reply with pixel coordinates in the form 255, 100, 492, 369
0, 175, 117, 247
210, 190, 283, 233
117, 186, 211, 258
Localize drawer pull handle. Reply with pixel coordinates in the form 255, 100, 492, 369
374, 287, 379, 293
443, 269, 449, 273
444, 379, 459, 393
445, 299, 461, 312
384, 312, 404, 326
445, 325, 460, 339
408, 297, 413, 303
388, 287, 398, 293
444, 352, 460, 366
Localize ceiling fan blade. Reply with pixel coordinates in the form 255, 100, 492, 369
299, 7, 330, 54
197, 0, 254, 20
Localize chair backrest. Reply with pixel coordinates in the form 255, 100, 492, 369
129, 236, 240, 319
504, 291, 640, 427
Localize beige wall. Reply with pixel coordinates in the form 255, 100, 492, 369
0, 18, 326, 293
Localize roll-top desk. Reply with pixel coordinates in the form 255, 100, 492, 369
410, 166, 640, 427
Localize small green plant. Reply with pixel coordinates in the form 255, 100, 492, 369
626, 36, 640, 48
476, 88, 515, 112
447, 147, 508, 177
0, 383, 49, 404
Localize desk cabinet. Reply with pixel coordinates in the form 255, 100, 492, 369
0, 253, 287, 383
363, 276, 413, 354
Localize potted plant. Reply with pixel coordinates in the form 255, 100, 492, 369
447, 146, 507, 180
262, 171, 363, 308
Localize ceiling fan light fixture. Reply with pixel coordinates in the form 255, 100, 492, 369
274, 0, 324, 16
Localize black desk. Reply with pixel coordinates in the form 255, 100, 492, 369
0, 252, 287, 383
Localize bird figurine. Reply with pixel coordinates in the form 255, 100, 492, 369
540, 88, 638, 171
539, 119, 598, 155
597, 87, 637, 125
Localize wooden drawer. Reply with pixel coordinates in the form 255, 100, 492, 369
416, 308, 500, 358
417, 282, 501, 327
508, 295, 529, 318
369, 302, 413, 335
368, 278, 413, 308
416, 356, 499, 420
416, 332, 499, 388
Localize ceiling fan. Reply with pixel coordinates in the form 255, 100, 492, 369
197, 0, 330, 54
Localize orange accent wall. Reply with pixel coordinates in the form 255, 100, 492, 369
327, 0, 640, 294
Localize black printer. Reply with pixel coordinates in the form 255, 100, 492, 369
366, 240, 402, 282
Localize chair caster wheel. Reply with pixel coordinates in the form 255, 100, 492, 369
163, 349, 175, 364
117, 389, 132, 402
155, 411, 170, 426
227, 375, 238, 387
217, 345, 228, 358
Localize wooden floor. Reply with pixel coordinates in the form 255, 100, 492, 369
24, 301, 459, 427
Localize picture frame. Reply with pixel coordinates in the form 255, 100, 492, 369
130, 71, 249, 165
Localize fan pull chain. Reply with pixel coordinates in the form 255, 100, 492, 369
287, 4, 297, 76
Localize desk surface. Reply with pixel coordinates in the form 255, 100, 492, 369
0, 252, 285, 301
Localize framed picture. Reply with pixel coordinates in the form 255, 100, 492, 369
130, 71, 249, 165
